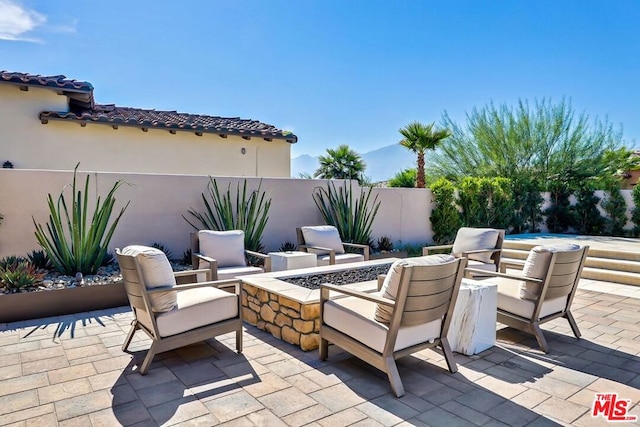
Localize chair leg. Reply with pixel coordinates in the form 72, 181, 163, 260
531, 323, 549, 353
122, 320, 138, 352
236, 328, 243, 353
565, 311, 582, 339
440, 337, 458, 374
139, 342, 159, 375
319, 336, 329, 361
384, 356, 405, 397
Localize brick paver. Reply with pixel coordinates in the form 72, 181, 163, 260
1, 279, 640, 426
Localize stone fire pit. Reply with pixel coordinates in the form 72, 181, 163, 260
238, 259, 397, 351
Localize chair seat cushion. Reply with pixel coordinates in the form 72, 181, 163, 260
121, 245, 177, 313
301, 226, 345, 255
494, 278, 568, 319
317, 253, 364, 266
467, 260, 498, 272
451, 228, 500, 264
156, 287, 238, 337
199, 230, 247, 268
520, 243, 581, 300
324, 294, 442, 353
217, 266, 264, 280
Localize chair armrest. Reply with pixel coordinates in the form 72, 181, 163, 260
300, 245, 336, 264
422, 244, 453, 256
173, 268, 212, 282
175, 278, 241, 293
464, 267, 543, 285
500, 259, 525, 273
343, 243, 370, 260
377, 274, 386, 291
300, 244, 333, 252
194, 253, 217, 265
461, 248, 501, 255
245, 250, 272, 272
320, 283, 395, 307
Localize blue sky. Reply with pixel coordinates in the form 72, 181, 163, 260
1, 0, 638, 157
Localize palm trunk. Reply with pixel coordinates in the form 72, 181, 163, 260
417, 151, 425, 188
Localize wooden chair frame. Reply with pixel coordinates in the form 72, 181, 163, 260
190, 232, 271, 280
296, 227, 370, 264
319, 258, 465, 397
466, 245, 588, 353
117, 250, 243, 375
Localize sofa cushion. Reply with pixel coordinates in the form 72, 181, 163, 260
198, 230, 246, 268
156, 286, 238, 337
520, 243, 581, 300
122, 245, 177, 313
324, 295, 442, 353
217, 266, 264, 280
451, 228, 500, 264
301, 226, 345, 255
374, 254, 456, 324
496, 278, 568, 319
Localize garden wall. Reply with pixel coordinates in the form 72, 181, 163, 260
0, 169, 435, 259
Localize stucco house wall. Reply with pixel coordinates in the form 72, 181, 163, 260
0, 73, 295, 177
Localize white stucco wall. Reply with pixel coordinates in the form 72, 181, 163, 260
0, 84, 292, 177
0, 169, 436, 259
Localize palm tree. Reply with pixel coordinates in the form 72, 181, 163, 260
314, 145, 367, 184
399, 121, 451, 188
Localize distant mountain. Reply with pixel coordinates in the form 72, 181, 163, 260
291, 144, 415, 182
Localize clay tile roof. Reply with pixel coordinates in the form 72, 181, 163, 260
0, 71, 93, 92
40, 104, 298, 143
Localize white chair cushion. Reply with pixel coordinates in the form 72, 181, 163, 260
121, 245, 176, 313
451, 228, 500, 264
198, 230, 246, 268
324, 294, 442, 353
156, 287, 238, 337
317, 253, 364, 266
375, 255, 455, 324
495, 278, 568, 319
301, 226, 345, 255
217, 266, 264, 280
520, 243, 581, 300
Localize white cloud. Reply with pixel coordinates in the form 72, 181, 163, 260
0, 0, 46, 42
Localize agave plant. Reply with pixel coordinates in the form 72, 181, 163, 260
0, 260, 44, 291
312, 181, 380, 246
33, 164, 129, 275
184, 178, 271, 253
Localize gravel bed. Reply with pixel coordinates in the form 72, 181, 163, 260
280, 263, 393, 290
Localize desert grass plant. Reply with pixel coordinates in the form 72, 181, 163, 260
184, 178, 271, 253
312, 181, 380, 246
33, 164, 129, 276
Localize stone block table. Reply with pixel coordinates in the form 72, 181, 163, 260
268, 251, 317, 272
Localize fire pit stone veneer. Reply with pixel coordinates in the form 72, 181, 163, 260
238, 259, 398, 351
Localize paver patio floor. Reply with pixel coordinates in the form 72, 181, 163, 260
1, 278, 640, 426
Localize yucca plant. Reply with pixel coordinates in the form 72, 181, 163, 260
33, 164, 129, 275
184, 178, 271, 253
312, 181, 380, 246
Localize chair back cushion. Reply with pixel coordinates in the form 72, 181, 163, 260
375, 254, 457, 325
198, 230, 247, 268
451, 228, 500, 263
300, 225, 345, 255
519, 243, 582, 300
121, 245, 177, 312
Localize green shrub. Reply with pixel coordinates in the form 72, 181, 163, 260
312, 181, 380, 246
632, 184, 640, 236
27, 250, 53, 270
602, 182, 628, 236
511, 177, 543, 233
485, 177, 514, 230
375, 236, 394, 252
0, 260, 44, 291
544, 184, 574, 233
185, 178, 271, 253
33, 165, 129, 275
573, 186, 605, 235
278, 241, 297, 252
429, 178, 462, 244
388, 168, 416, 188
